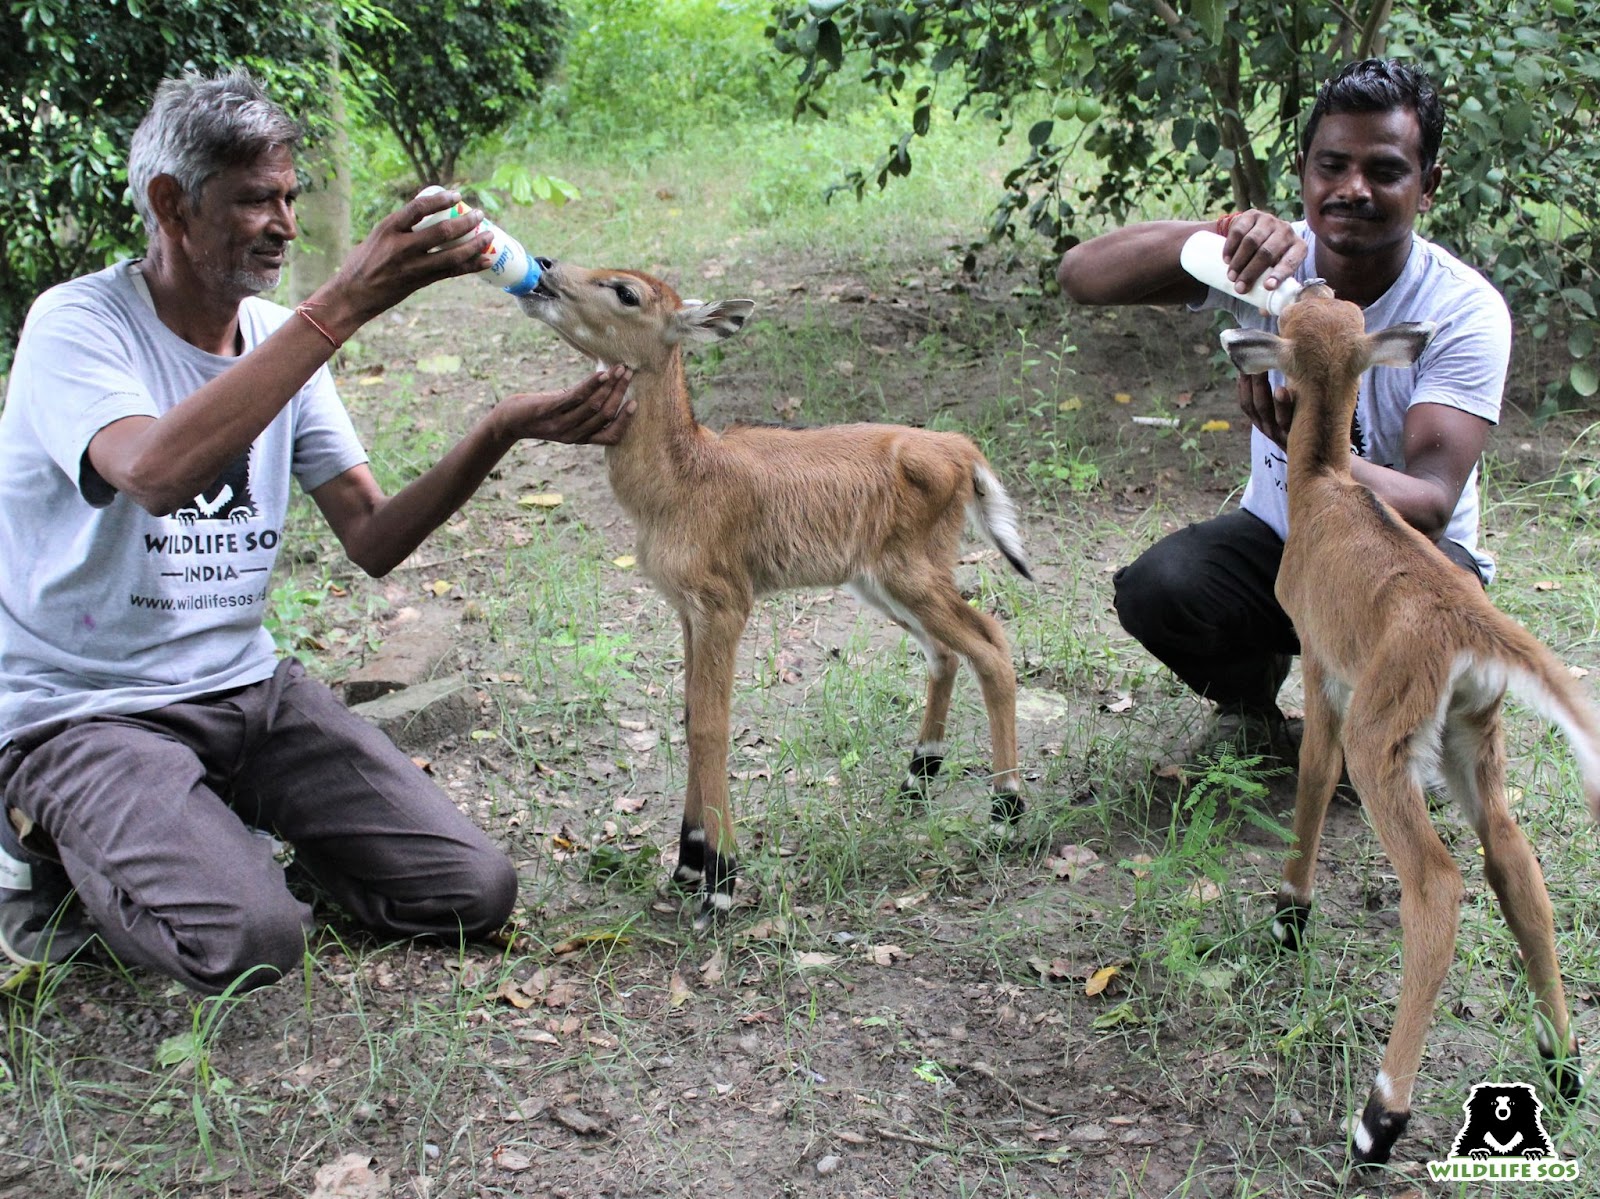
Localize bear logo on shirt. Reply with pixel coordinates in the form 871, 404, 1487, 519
173, 447, 256, 524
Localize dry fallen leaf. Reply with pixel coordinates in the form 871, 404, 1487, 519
494, 979, 536, 1010
1101, 694, 1134, 714
519, 492, 565, 509
668, 971, 693, 1009
1059, 396, 1082, 412
1027, 956, 1076, 983
1199, 419, 1231, 432
1085, 964, 1121, 997
1113, 392, 1133, 405
1125, 853, 1154, 879
793, 952, 840, 970
737, 917, 790, 942
1188, 878, 1223, 904
491, 1146, 534, 1173
1173, 391, 1193, 408
700, 948, 726, 985
543, 981, 582, 1009
612, 555, 636, 568
868, 944, 909, 966
1534, 580, 1563, 592
428, 580, 452, 597
308, 1153, 390, 1199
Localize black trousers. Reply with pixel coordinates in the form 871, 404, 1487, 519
1112, 509, 1485, 710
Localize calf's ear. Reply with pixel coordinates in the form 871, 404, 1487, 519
1220, 328, 1286, 376
1366, 321, 1437, 369
673, 299, 757, 345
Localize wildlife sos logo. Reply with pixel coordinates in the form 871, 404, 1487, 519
175, 448, 257, 523
1427, 1083, 1580, 1182
140, 445, 280, 591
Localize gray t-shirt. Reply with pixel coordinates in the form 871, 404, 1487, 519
1200, 224, 1511, 582
0, 260, 367, 745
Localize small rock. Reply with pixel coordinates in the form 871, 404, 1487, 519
815, 1155, 842, 1176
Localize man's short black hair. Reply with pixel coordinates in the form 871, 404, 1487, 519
1301, 58, 1445, 175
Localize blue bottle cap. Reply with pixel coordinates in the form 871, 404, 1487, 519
502, 257, 543, 297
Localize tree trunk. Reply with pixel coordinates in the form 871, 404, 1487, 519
1211, 39, 1269, 211
291, 16, 354, 306
1357, 0, 1395, 58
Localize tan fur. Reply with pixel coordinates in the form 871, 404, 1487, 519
520, 264, 1030, 927
1223, 285, 1600, 1164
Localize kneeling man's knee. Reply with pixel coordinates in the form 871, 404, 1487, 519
454, 849, 518, 935
1113, 543, 1189, 644
188, 891, 312, 996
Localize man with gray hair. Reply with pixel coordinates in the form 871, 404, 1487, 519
0, 69, 634, 993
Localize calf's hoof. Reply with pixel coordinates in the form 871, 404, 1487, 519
690, 889, 733, 935
1542, 1046, 1585, 1103
1270, 897, 1311, 951
986, 789, 1024, 837
1348, 1095, 1409, 1166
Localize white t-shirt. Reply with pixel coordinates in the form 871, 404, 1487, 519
0, 261, 367, 745
1200, 224, 1511, 582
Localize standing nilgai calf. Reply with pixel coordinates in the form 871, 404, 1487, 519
519, 262, 1031, 929
1222, 284, 1599, 1166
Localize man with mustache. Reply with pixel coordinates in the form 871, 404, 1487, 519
0, 69, 633, 991
1056, 58, 1509, 756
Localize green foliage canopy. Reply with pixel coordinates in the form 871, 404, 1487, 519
344, 0, 567, 186
532, 0, 789, 146
0, 0, 363, 357
770, 0, 1599, 410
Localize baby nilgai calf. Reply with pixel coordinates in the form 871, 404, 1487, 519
519, 262, 1030, 930
1222, 284, 1599, 1165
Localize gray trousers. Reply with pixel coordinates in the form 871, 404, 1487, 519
0, 659, 516, 994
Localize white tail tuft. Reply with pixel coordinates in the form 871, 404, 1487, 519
970, 464, 1032, 580
1503, 662, 1600, 818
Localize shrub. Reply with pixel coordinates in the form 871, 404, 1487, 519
344, 0, 566, 185
0, 0, 350, 363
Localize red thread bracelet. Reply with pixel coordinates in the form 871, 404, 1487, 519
1216, 211, 1241, 238
295, 302, 342, 350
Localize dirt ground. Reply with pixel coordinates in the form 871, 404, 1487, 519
2, 248, 1595, 1199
